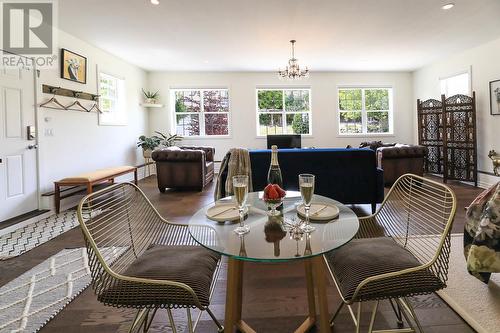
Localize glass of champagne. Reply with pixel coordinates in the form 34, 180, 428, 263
233, 175, 250, 235
299, 174, 315, 232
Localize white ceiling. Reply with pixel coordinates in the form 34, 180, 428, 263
58, 0, 500, 72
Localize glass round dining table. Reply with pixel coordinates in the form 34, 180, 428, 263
188, 191, 359, 333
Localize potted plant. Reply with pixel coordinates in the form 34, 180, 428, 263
155, 131, 182, 147
137, 135, 161, 158
142, 89, 160, 104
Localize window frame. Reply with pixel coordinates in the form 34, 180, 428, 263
439, 69, 471, 97
337, 86, 394, 136
170, 87, 231, 138
98, 70, 127, 126
255, 87, 312, 137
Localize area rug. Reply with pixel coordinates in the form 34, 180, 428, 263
0, 247, 125, 332
437, 234, 500, 333
0, 210, 80, 260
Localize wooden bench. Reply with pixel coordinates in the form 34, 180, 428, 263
54, 166, 137, 214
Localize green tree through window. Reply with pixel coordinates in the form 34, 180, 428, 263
257, 89, 311, 135
173, 89, 229, 136
338, 88, 392, 135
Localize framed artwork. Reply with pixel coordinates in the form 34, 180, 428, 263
490, 79, 500, 115
61, 48, 87, 84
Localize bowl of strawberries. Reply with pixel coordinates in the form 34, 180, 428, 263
263, 183, 286, 216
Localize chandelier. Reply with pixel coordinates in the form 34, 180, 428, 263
278, 40, 309, 80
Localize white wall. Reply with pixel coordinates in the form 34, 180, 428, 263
148, 71, 414, 160
413, 37, 500, 188
37, 30, 148, 193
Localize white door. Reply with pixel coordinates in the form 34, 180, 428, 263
0, 65, 38, 222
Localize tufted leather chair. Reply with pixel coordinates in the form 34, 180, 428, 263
376, 145, 427, 186
152, 146, 215, 192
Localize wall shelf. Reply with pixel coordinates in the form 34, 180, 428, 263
141, 103, 164, 108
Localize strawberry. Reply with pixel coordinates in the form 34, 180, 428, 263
267, 186, 279, 200
264, 183, 274, 195
273, 184, 286, 198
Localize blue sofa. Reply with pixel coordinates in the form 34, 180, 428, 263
219, 148, 384, 213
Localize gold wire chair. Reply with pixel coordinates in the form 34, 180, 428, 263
77, 182, 224, 333
324, 174, 456, 333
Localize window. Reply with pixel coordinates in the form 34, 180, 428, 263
256, 88, 311, 136
172, 89, 230, 137
98, 72, 126, 125
440, 72, 470, 96
338, 87, 393, 135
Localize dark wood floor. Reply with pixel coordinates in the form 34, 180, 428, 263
0, 176, 484, 332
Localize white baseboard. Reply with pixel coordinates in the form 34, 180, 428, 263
428, 172, 497, 190
0, 210, 53, 236
477, 173, 499, 189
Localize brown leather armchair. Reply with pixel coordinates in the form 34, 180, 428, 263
152, 146, 215, 192
376, 145, 427, 186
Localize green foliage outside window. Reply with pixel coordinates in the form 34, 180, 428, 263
258, 90, 283, 111
365, 89, 389, 110
175, 97, 186, 113
258, 89, 311, 135
285, 90, 309, 112
291, 113, 310, 134
338, 88, 391, 134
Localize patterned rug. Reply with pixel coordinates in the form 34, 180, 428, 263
0, 247, 125, 332
0, 210, 80, 260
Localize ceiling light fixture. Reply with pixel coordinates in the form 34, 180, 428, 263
278, 40, 309, 80
442, 3, 455, 10
150, 0, 160, 5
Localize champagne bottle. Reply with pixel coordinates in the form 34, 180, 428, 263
267, 145, 284, 212
267, 145, 283, 188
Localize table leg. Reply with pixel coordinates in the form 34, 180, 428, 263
305, 259, 316, 319
295, 259, 317, 333
225, 258, 243, 333
313, 256, 330, 333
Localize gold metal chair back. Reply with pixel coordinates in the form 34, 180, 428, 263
77, 182, 223, 333
356, 174, 456, 287
328, 174, 457, 333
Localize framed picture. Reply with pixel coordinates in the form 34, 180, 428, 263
490, 79, 500, 115
61, 48, 87, 84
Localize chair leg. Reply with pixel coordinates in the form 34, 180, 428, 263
395, 298, 417, 333
143, 308, 157, 332
402, 297, 424, 333
186, 308, 193, 333
355, 302, 362, 333
166, 308, 177, 333
389, 298, 404, 328
128, 309, 149, 333
368, 301, 379, 333
330, 301, 345, 326
206, 307, 224, 333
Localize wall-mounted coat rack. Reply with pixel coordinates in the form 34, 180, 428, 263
42, 84, 99, 101
40, 84, 102, 113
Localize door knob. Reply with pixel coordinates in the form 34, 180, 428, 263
27, 144, 38, 150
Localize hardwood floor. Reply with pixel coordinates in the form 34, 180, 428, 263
0, 176, 484, 332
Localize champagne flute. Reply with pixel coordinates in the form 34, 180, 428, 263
299, 174, 316, 232
233, 175, 250, 235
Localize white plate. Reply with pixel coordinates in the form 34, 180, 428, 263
206, 203, 248, 222
297, 203, 339, 221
